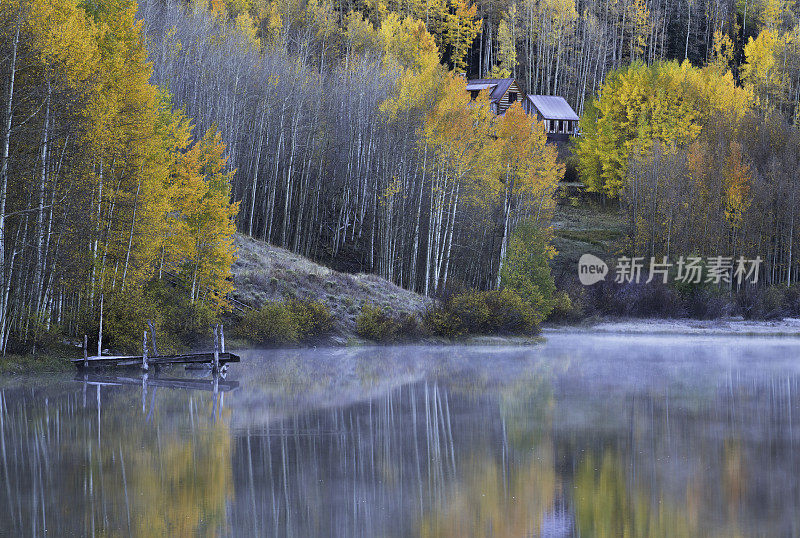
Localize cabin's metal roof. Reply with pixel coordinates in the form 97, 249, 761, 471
465, 83, 497, 91
467, 78, 515, 102
526, 95, 579, 120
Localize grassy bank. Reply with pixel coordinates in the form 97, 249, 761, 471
549, 200, 625, 282
230, 225, 556, 346
0, 345, 77, 374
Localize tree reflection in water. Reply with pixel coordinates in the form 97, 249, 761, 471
0, 374, 233, 536
2, 336, 800, 536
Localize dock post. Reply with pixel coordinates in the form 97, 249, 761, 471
142, 330, 149, 372
97, 294, 103, 357
220, 324, 225, 353
147, 319, 159, 356
213, 324, 220, 374
83, 335, 88, 368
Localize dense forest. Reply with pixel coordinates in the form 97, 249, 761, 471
3, 0, 800, 353
0, 0, 238, 353
137, 0, 800, 287
141, 0, 562, 291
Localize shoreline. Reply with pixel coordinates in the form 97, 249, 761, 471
543, 317, 800, 337
8, 318, 800, 374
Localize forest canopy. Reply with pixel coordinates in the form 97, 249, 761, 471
574, 33, 800, 288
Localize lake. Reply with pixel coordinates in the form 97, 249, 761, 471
1, 332, 799, 536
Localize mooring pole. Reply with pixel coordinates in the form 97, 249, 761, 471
142, 329, 149, 372
212, 324, 220, 374
83, 335, 88, 368
97, 294, 104, 357
147, 319, 159, 356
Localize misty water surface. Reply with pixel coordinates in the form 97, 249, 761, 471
1, 333, 800, 536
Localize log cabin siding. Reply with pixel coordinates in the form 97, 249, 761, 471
496, 81, 523, 114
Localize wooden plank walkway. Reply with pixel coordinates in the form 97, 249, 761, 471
72, 351, 240, 370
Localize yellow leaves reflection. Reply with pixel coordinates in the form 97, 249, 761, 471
125, 420, 233, 537
574, 452, 745, 538
418, 445, 557, 538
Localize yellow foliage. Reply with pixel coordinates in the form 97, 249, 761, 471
496, 8, 517, 75
164, 126, 239, 310
492, 102, 562, 208
444, 0, 481, 73
741, 27, 794, 112
576, 61, 752, 197
380, 13, 440, 71
722, 142, 751, 228
235, 12, 260, 47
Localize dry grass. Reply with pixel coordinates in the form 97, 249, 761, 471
549, 202, 625, 283
231, 235, 430, 334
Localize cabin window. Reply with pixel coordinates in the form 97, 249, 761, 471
508, 91, 517, 103
470, 90, 479, 100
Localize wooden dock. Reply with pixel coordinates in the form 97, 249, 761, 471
72, 351, 240, 370
72, 322, 238, 372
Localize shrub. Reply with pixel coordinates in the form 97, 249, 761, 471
10, 314, 63, 355
447, 291, 490, 332
285, 298, 333, 338
422, 306, 464, 338
398, 312, 425, 338
682, 287, 732, 319
106, 278, 217, 354
500, 220, 557, 321
739, 285, 793, 320
483, 289, 538, 333
424, 289, 540, 337
618, 282, 685, 318
547, 290, 583, 322
237, 298, 333, 344
356, 304, 401, 342
238, 302, 299, 344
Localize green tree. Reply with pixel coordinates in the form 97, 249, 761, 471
500, 220, 556, 323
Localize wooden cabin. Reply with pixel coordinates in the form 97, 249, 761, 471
465, 78, 580, 143
524, 95, 580, 143
466, 78, 524, 115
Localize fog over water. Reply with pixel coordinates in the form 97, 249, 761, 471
2, 333, 799, 536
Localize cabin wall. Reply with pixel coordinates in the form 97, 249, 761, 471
497, 81, 523, 114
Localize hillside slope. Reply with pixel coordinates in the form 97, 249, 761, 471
230, 235, 430, 335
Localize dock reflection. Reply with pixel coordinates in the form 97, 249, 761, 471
75, 370, 239, 423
